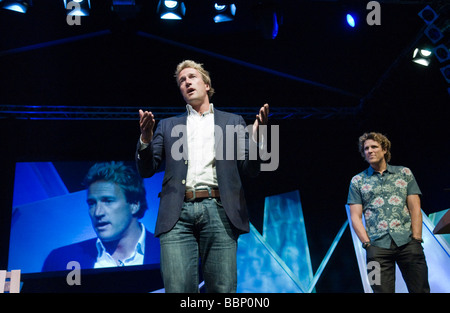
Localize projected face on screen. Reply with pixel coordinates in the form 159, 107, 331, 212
87, 180, 140, 242
8, 161, 163, 274
84, 161, 147, 246
78, 161, 156, 269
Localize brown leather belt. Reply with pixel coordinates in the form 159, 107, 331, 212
185, 188, 220, 201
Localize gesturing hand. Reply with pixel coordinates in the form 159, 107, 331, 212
252, 103, 269, 141
139, 109, 155, 144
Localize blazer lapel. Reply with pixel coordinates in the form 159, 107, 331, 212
213, 108, 229, 155
168, 112, 188, 160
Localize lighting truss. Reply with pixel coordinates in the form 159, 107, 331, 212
0, 105, 360, 121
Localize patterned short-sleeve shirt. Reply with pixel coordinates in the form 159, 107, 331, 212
347, 164, 422, 249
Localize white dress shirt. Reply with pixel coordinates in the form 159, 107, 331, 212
94, 223, 146, 268
185, 103, 218, 191
139, 103, 218, 191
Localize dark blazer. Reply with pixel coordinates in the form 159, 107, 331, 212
42, 230, 160, 272
136, 108, 260, 237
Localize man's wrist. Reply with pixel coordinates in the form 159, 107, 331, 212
362, 241, 371, 249
412, 237, 423, 243
140, 135, 151, 145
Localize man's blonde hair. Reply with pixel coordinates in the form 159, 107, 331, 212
175, 60, 215, 99
358, 132, 392, 162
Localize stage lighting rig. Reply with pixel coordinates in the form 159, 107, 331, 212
434, 42, 450, 63
63, 0, 91, 16
0, 0, 31, 13
418, 4, 449, 44
412, 47, 432, 67
213, 3, 236, 23
416, 3, 450, 88
418, 5, 439, 25
157, 0, 185, 20
440, 64, 450, 83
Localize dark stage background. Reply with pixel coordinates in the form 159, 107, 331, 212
1, 0, 449, 293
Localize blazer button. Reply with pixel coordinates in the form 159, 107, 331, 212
181, 179, 186, 185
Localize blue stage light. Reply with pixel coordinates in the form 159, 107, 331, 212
157, 1, 186, 20
1, 0, 31, 13
346, 13, 356, 28
213, 3, 236, 23
64, 0, 91, 16
271, 12, 279, 39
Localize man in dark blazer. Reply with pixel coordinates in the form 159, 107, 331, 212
42, 162, 160, 272
42, 229, 160, 272
136, 60, 269, 292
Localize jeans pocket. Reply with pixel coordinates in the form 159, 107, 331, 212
365, 244, 382, 261
213, 198, 223, 207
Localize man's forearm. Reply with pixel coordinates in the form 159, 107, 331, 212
410, 208, 423, 239
408, 194, 423, 240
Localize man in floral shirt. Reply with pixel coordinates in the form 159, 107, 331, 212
347, 132, 429, 293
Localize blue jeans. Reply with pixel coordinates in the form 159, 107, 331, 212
159, 198, 238, 293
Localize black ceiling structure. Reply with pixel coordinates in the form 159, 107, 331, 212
1, 0, 448, 120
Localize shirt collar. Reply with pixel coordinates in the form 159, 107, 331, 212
367, 163, 395, 176
95, 222, 146, 259
385, 164, 395, 173
186, 103, 214, 116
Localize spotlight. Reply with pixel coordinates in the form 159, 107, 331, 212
346, 13, 356, 28
213, 3, 236, 23
440, 64, 450, 83
1, 0, 31, 13
434, 43, 450, 63
342, 4, 364, 29
270, 11, 280, 39
412, 48, 433, 67
63, 0, 91, 16
257, 2, 282, 40
157, 1, 185, 20
418, 5, 439, 25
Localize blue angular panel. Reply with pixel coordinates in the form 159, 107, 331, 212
236, 190, 315, 292
237, 223, 304, 293
428, 209, 450, 247
9, 191, 93, 273
262, 190, 314, 291
13, 162, 69, 207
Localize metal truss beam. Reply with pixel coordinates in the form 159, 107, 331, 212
0, 105, 360, 121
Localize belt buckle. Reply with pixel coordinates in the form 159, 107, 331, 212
187, 187, 212, 201
205, 186, 212, 199
187, 189, 196, 201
